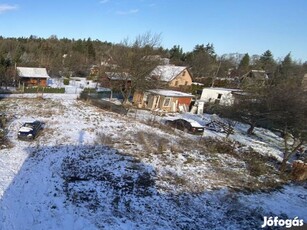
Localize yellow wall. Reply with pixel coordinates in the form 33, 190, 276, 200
132, 91, 144, 107
168, 70, 192, 87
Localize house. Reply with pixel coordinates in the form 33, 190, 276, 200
89, 65, 99, 76
199, 87, 242, 106
133, 89, 194, 113
150, 65, 192, 90
100, 72, 131, 89
240, 70, 268, 87
69, 77, 97, 89
143, 55, 170, 65
17, 67, 50, 87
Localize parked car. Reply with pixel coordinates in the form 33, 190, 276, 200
164, 118, 204, 135
17, 120, 43, 140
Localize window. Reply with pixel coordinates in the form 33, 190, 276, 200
182, 70, 186, 76
185, 81, 188, 85
175, 81, 178, 86
164, 98, 171, 107
215, 94, 223, 104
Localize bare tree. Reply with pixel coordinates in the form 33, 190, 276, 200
265, 82, 307, 172
108, 32, 163, 104
216, 73, 307, 173
216, 87, 268, 136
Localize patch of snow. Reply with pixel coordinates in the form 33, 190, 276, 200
0, 98, 305, 229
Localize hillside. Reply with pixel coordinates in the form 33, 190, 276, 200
0, 95, 306, 229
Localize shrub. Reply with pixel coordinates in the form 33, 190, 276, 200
24, 87, 65, 93
63, 78, 70, 85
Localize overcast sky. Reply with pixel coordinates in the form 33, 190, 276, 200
1, 0, 306, 61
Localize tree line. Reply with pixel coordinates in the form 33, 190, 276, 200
1, 34, 306, 88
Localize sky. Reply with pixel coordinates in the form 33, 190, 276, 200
0, 0, 307, 62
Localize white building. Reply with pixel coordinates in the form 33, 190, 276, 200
200, 87, 242, 106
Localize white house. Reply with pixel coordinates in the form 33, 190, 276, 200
200, 87, 242, 106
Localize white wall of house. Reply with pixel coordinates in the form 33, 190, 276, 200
70, 78, 97, 89
200, 88, 238, 106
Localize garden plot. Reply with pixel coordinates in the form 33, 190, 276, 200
0, 96, 306, 229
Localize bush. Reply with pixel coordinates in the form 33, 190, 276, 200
63, 78, 70, 85
82, 88, 97, 93
24, 87, 65, 93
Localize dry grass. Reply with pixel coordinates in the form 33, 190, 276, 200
135, 130, 153, 153
133, 130, 170, 154
96, 132, 115, 147
156, 137, 169, 154
143, 119, 177, 136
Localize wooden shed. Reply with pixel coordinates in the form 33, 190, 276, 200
17, 67, 50, 87
133, 89, 194, 113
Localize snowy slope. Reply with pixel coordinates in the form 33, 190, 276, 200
0, 95, 306, 229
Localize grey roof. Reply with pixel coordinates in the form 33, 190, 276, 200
105, 72, 131, 80
17, 67, 50, 79
151, 65, 187, 82
241, 70, 268, 80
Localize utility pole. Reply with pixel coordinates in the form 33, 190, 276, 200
211, 61, 221, 88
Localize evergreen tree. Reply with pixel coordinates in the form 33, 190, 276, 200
169, 45, 185, 65
238, 53, 250, 75
259, 50, 276, 75
205, 43, 216, 58
86, 38, 96, 61
185, 44, 217, 79
280, 52, 293, 79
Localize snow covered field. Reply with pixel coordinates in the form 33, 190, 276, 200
0, 95, 306, 229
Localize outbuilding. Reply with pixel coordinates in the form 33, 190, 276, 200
17, 67, 50, 87
200, 87, 242, 106
133, 89, 194, 113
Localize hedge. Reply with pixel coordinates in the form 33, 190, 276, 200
24, 87, 65, 93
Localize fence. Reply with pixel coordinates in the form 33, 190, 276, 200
80, 92, 128, 115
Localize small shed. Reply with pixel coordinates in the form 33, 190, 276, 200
133, 89, 194, 113
17, 67, 50, 87
200, 87, 242, 106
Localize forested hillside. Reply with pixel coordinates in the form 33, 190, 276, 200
0, 35, 306, 88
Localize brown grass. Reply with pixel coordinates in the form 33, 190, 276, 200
96, 132, 115, 147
